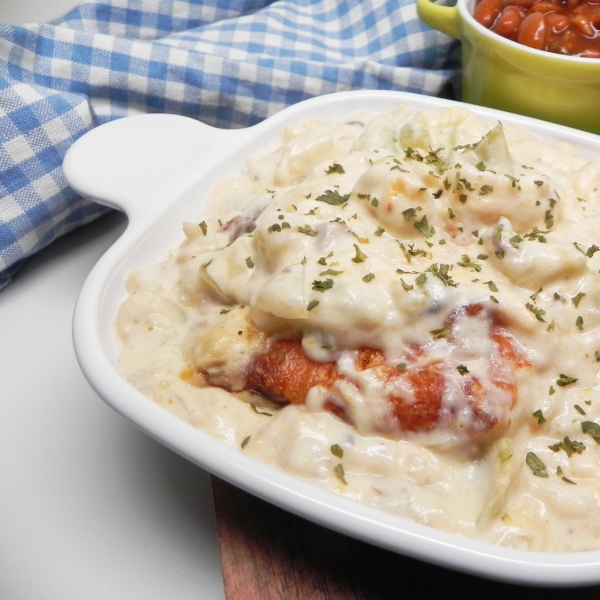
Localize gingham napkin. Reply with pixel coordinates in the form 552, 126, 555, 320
0, 0, 459, 290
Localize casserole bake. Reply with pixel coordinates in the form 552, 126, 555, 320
64, 90, 600, 585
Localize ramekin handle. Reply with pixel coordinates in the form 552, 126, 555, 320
417, 0, 461, 40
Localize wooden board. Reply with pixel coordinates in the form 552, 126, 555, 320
212, 477, 600, 599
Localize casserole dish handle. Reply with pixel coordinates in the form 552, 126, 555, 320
63, 113, 244, 223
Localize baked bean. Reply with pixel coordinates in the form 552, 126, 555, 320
474, 0, 504, 27
503, 0, 538, 8
559, 28, 580, 52
546, 12, 570, 32
517, 12, 549, 48
566, 0, 583, 10
584, 6, 600, 26
571, 14, 595, 36
474, 0, 600, 56
529, 2, 563, 13
492, 6, 526, 36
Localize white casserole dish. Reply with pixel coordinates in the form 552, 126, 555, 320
64, 90, 600, 587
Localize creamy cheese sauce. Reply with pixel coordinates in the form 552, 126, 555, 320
116, 106, 600, 552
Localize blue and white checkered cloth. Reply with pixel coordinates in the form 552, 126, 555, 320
0, 0, 459, 290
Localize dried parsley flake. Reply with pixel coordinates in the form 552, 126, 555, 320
315, 190, 349, 205
312, 278, 334, 292
334, 463, 348, 484
526, 452, 548, 477
250, 403, 273, 417
581, 421, 600, 444
351, 244, 368, 263
556, 374, 578, 387
325, 163, 345, 174
414, 215, 436, 238
330, 444, 344, 459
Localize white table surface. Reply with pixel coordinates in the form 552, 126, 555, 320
1, 0, 84, 24
1, 3, 225, 598
0, 211, 226, 600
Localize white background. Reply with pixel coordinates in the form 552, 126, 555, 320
0, 2, 226, 598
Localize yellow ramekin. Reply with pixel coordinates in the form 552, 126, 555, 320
417, 0, 600, 134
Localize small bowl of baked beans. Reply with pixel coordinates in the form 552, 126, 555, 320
475, 0, 600, 57
417, 0, 600, 133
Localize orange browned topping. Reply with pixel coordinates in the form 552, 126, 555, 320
243, 338, 339, 405
389, 366, 445, 432
196, 304, 531, 440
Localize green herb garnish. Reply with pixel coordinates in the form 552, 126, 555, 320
430, 326, 451, 339
319, 268, 343, 276
325, 163, 345, 174
312, 278, 334, 292
250, 403, 273, 417
530, 287, 543, 302
587, 244, 600, 258
402, 208, 417, 221
572, 292, 586, 308
582, 421, 600, 444
330, 444, 344, 459
351, 244, 368, 263
549, 436, 586, 457
525, 302, 546, 322
428, 263, 457, 287
556, 374, 578, 387
315, 190, 349, 205
457, 255, 482, 272
334, 464, 347, 484
526, 452, 548, 477
509, 235, 523, 248
414, 215, 436, 238
297, 224, 317, 236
